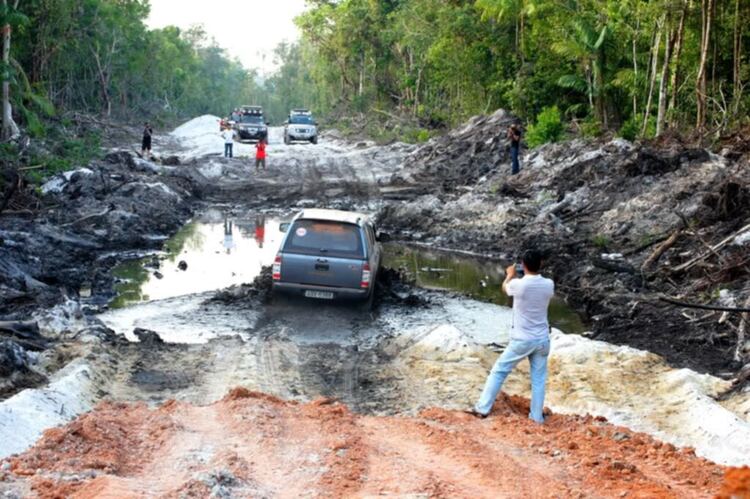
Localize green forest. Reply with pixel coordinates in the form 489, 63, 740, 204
1, 0, 748, 144
286, 0, 748, 141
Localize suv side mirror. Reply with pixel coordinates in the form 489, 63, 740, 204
279, 222, 290, 233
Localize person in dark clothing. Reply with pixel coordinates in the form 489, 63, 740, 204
507, 124, 522, 175
141, 122, 153, 157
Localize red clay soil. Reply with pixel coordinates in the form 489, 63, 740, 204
2, 388, 739, 498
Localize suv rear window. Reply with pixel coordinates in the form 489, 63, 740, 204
284, 220, 364, 258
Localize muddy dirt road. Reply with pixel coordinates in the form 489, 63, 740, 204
1, 114, 749, 497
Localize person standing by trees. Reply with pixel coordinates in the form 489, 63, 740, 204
255, 138, 267, 171
507, 124, 522, 175
141, 122, 153, 158
222, 127, 234, 158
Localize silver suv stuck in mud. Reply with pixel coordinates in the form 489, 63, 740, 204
272, 209, 380, 306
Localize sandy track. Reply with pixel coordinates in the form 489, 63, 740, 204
3, 388, 732, 498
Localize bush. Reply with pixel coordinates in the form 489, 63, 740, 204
618, 116, 640, 141
618, 114, 656, 141
526, 106, 564, 147
580, 117, 603, 138
591, 234, 610, 249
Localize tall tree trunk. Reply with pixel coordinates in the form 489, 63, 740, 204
91, 47, 112, 117
358, 52, 364, 97
643, 19, 663, 136
696, 0, 714, 131
732, 0, 743, 115
632, 13, 640, 118
656, 15, 674, 136
1, 0, 20, 141
668, 0, 688, 126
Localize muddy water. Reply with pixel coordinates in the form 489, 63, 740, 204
110, 209, 286, 308
383, 244, 586, 334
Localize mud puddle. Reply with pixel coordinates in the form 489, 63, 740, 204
383, 243, 586, 334
109, 208, 286, 309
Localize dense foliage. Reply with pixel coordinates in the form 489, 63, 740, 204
5, 0, 265, 128
2, 0, 748, 141
278, 0, 748, 138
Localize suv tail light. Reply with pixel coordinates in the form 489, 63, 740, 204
272, 255, 282, 280
361, 262, 371, 289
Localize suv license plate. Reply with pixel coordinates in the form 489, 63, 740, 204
305, 290, 334, 300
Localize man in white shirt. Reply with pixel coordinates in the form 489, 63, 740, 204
222, 128, 234, 158
470, 249, 554, 422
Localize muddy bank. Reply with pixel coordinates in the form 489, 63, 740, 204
0, 150, 206, 396
0, 388, 728, 498
380, 109, 750, 379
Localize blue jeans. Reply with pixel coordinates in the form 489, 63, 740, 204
475, 337, 550, 422
224, 143, 233, 158
510, 145, 520, 174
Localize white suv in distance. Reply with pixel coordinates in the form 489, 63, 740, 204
284, 109, 318, 144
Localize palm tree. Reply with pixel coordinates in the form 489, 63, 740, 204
553, 17, 614, 128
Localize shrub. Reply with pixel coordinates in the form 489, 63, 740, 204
618, 116, 640, 141
618, 114, 656, 141
526, 106, 564, 147
591, 234, 610, 249
580, 117, 603, 138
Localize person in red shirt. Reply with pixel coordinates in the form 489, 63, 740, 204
255, 138, 267, 171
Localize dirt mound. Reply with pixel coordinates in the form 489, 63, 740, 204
1, 388, 726, 498
380, 110, 750, 379
393, 108, 518, 190
717, 466, 750, 498
208, 265, 274, 306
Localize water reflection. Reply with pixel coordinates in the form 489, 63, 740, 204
383, 244, 586, 334
111, 211, 285, 308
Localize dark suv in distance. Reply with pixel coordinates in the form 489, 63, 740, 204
283, 109, 318, 144
272, 209, 381, 307
234, 105, 268, 142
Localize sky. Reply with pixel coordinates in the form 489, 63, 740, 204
146, 0, 308, 74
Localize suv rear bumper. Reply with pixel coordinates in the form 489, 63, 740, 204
273, 281, 369, 300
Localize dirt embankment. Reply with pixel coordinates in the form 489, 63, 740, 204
0, 388, 735, 498
380, 109, 750, 379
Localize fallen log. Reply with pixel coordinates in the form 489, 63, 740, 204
658, 296, 750, 313
672, 223, 750, 273
641, 230, 681, 270
0, 320, 48, 351
735, 295, 750, 363
592, 257, 636, 274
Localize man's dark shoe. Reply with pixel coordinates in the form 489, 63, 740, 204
463, 409, 488, 419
